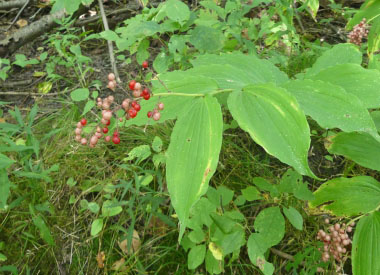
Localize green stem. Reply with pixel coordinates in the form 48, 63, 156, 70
153, 89, 234, 97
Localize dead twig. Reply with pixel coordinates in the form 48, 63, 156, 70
0, 0, 28, 10
6, 0, 30, 31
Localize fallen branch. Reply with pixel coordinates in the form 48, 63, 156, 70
0, 0, 28, 10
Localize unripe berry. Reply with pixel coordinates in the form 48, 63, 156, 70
103, 111, 112, 120
158, 102, 164, 110
347, 226, 352, 232
107, 95, 114, 103
129, 80, 136, 90
108, 80, 116, 90
90, 136, 98, 145
77, 122, 83, 128
96, 126, 102, 133
112, 136, 120, 144
101, 118, 108, 125
75, 135, 81, 142
102, 102, 110, 110
142, 60, 148, 68
81, 138, 87, 145
122, 99, 130, 109
342, 239, 350, 246
95, 132, 103, 139
324, 218, 330, 224
108, 73, 115, 81
325, 235, 331, 242
75, 128, 82, 135
153, 112, 161, 121
133, 90, 141, 98
80, 118, 87, 126
97, 102, 102, 108
334, 224, 340, 231
134, 82, 141, 91
105, 136, 111, 142
97, 97, 102, 102
119, 117, 123, 122
129, 108, 137, 118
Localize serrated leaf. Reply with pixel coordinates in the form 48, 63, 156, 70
309, 176, 380, 216
167, 96, 223, 241
91, 219, 103, 236
282, 80, 378, 139
326, 132, 380, 172
308, 64, 380, 109
305, 43, 362, 77
188, 244, 206, 269
254, 207, 285, 247
70, 88, 89, 102
228, 84, 316, 178
352, 212, 380, 275
282, 207, 303, 230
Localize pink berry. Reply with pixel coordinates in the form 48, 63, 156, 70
102, 102, 110, 110
90, 136, 98, 144
134, 82, 141, 91
103, 111, 112, 120
112, 136, 120, 144
77, 122, 83, 128
325, 235, 331, 242
129, 80, 136, 90
119, 117, 123, 122
107, 95, 114, 103
75, 128, 82, 135
153, 112, 161, 121
347, 226, 352, 232
122, 99, 130, 109
80, 118, 87, 126
334, 224, 340, 230
101, 118, 108, 125
75, 135, 81, 142
108, 80, 116, 90
133, 90, 141, 98
105, 136, 111, 142
96, 126, 101, 133
108, 73, 115, 81
324, 218, 330, 224
142, 60, 148, 68
96, 132, 103, 139
97, 102, 102, 108
97, 97, 102, 102
158, 102, 164, 110
80, 138, 87, 145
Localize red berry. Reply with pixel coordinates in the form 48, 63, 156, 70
142, 60, 148, 68
113, 131, 119, 137
106, 120, 111, 126
80, 118, 87, 126
131, 101, 137, 107
147, 111, 153, 118
129, 108, 137, 118
103, 127, 109, 134
143, 93, 150, 100
129, 80, 136, 90
133, 103, 141, 112
142, 88, 149, 96
112, 136, 121, 144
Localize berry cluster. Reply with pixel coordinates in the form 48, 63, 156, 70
348, 19, 369, 46
74, 60, 167, 147
317, 219, 355, 263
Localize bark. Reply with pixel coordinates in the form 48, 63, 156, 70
0, 9, 65, 57
0, 0, 28, 10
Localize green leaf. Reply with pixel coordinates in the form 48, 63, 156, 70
88, 202, 100, 214
309, 176, 380, 216
308, 64, 380, 109
188, 228, 205, 244
0, 171, 12, 210
210, 213, 236, 234
167, 96, 223, 241
241, 186, 261, 201
254, 207, 285, 247
70, 88, 90, 102
368, 17, 380, 58
206, 186, 234, 206
0, 253, 6, 262
352, 212, 380, 275
152, 136, 163, 153
188, 244, 206, 269
164, 0, 191, 25
305, 43, 362, 77
215, 226, 245, 255
282, 80, 378, 139
64, 0, 81, 14
205, 249, 223, 274
100, 30, 120, 41
124, 145, 151, 163
326, 132, 380, 172
0, 154, 15, 169
102, 200, 122, 217
347, 0, 380, 29
247, 233, 269, 264
0, 265, 18, 275
91, 219, 103, 236
82, 100, 95, 116
190, 197, 216, 227
370, 111, 380, 132
228, 84, 316, 178
32, 215, 54, 246
282, 207, 303, 230
153, 51, 171, 73
191, 52, 288, 87
190, 25, 225, 52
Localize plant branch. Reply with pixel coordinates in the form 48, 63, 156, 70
98, 0, 119, 83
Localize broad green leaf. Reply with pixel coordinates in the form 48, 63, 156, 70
254, 206, 285, 247
167, 96, 223, 240
301, 0, 319, 18
164, 0, 190, 25
282, 206, 303, 230
191, 52, 288, 86
64, 0, 81, 14
102, 200, 122, 217
210, 213, 236, 234
228, 84, 316, 178
190, 26, 225, 52
305, 43, 362, 77
0, 265, 18, 275
0, 253, 6, 262
0, 171, 12, 209
252, 177, 279, 197
70, 88, 89, 102
370, 111, 380, 131
91, 219, 103, 236
32, 215, 54, 246
368, 17, 380, 58
308, 64, 380, 109
88, 202, 100, 214
188, 229, 205, 244
190, 197, 216, 227
0, 154, 14, 169
153, 51, 171, 73
82, 100, 95, 116
352, 212, 380, 275
206, 186, 234, 206
347, 0, 380, 29
215, 226, 245, 255
152, 136, 163, 152
326, 132, 380, 172
188, 244, 206, 269
241, 186, 261, 201
205, 249, 223, 274
123, 145, 151, 163
309, 176, 380, 216
247, 233, 269, 264
100, 30, 119, 41
282, 80, 378, 139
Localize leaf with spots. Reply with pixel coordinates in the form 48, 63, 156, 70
167, 96, 223, 241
